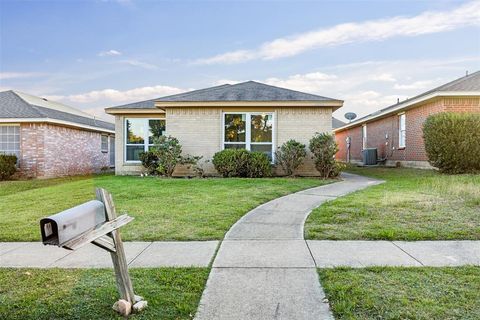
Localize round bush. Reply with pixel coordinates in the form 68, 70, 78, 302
246, 152, 272, 178
275, 139, 306, 176
423, 112, 480, 174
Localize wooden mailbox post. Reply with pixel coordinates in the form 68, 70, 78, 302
40, 188, 146, 316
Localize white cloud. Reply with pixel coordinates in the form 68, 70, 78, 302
117, 59, 158, 70
196, 1, 480, 64
48, 84, 187, 104
0, 72, 46, 80
98, 49, 122, 57
370, 73, 397, 82
394, 80, 436, 90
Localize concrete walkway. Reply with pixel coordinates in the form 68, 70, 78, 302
1, 240, 478, 269
0, 241, 218, 268
194, 173, 383, 320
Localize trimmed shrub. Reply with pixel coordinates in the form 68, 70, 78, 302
309, 133, 343, 178
212, 149, 250, 177
423, 112, 480, 174
151, 136, 183, 177
246, 152, 272, 178
139, 151, 158, 175
0, 154, 17, 180
275, 139, 306, 176
212, 149, 272, 178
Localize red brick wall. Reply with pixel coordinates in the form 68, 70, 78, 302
19, 123, 111, 178
444, 97, 480, 113
335, 97, 479, 163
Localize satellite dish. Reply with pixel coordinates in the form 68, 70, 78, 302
344, 112, 357, 122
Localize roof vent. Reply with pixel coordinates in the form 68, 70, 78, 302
42, 98, 48, 101
397, 98, 400, 103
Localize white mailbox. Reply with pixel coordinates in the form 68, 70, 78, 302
40, 200, 106, 247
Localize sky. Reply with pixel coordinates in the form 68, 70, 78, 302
1, 0, 479, 122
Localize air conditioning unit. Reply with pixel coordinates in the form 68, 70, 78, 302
362, 148, 378, 165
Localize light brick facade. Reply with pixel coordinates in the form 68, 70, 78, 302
114, 107, 333, 176
15, 123, 113, 178
335, 97, 480, 167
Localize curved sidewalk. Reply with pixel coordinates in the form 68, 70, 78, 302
194, 173, 383, 320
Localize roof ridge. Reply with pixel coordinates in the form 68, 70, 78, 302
10, 91, 44, 117
229, 80, 337, 100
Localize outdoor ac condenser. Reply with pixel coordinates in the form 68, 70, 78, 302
362, 148, 378, 165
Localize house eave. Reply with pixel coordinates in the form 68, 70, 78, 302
105, 108, 166, 115
333, 91, 480, 133
0, 118, 115, 134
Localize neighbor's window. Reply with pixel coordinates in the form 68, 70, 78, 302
362, 124, 367, 149
125, 118, 165, 162
0, 125, 20, 159
399, 113, 406, 148
223, 112, 274, 161
101, 135, 108, 153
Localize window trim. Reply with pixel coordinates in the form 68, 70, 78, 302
124, 117, 165, 163
398, 113, 406, 149
362, 124, 367, 150
222, 112, 276, 163
101, 135, 109, 153
0, 124, 21, 162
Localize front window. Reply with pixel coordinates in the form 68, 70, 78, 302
125, 118, 165, 162
223, 112, 274, 161
0, 125, 20, 160
399, 113, 406, 148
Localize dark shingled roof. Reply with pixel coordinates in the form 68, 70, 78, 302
108, 81, 339, 109
332, 117, 346, 129
0, 90, 114, 132
336, 71, 480, 130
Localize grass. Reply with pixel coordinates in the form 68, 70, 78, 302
0, 267, 209, 320
305, 167, 480, 240
0, 174, 331, 241
319, 266, 480, 320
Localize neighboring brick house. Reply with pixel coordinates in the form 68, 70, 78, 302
105, 81, 343, 176
0, 90, 115, 178
334, 71, 480, 168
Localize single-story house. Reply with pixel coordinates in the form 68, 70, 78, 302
105, 81, 343, 176
0, 90, 115, 178
334, 71, 480, 168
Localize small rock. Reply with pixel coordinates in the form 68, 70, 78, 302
113, 299, 132, 316
322, 298, 329, 303
133, 300, 148, 313
134, 294, 144, 303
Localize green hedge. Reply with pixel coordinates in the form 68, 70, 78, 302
212, 149, 271, 178
0, 154, 17, 180
423, 112, 480, 174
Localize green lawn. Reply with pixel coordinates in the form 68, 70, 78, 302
0, 267, 209, 320
305, 167, 480, 240
319, 266, 480, 320
0, 174, 330, 241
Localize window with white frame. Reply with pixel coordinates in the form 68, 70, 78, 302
223, 112, 274, 161
0, 125, 20, 160
101, 135, 108, 153
125, 118, 165, 162
398, 113, 406, 148
362, 124, 367, 149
